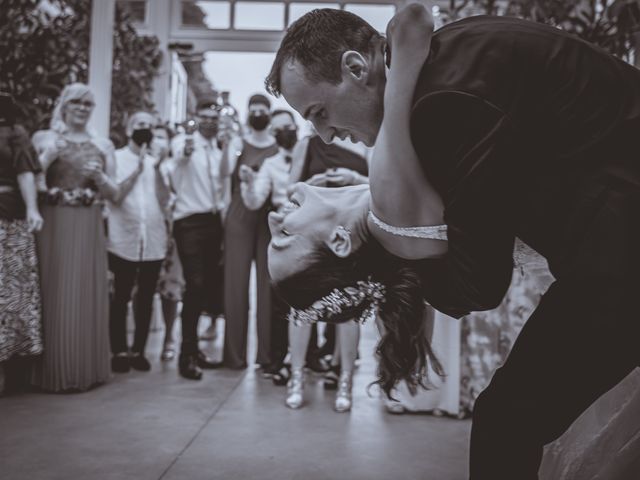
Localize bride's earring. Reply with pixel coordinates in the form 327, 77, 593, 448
329, 226, 352, 258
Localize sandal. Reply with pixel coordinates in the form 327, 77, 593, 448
323, 364, 341, 390
272, 365, 290, 386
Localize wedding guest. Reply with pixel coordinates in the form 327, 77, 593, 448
168, 101, 225, 379
107, 111, 170, 373
0, 92, 43, 392
222, 94, 278, 370
152, 124, 184, 361
239, 109, 298, 381
31, 83, 141, 392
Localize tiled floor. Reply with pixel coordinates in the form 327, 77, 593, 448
0, 307, 471, 480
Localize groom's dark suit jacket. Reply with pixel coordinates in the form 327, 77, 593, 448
409, 16, 640, 318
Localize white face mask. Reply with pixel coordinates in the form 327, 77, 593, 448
151, 137, 169, 157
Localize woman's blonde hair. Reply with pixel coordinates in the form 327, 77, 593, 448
50, 83, 95, 133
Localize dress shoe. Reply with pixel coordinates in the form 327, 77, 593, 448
179, 353, 202, 380
130, 353, 151, 372
111, 353, 130, 373
197, 351, 222, 369
261, 363, 280, 379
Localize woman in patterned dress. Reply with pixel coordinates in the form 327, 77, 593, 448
31, 83, 142, 392
0, 93, 44, 393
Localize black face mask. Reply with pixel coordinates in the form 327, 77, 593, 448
248, 113, 270, 131
198, 120, 219, 139
131, 128, 153, 147
274, 129, 298, 151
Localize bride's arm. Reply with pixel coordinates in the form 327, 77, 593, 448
368, 3, 447, 259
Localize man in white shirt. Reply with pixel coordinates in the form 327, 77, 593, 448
108, 111, 170, 373
167, 101, 226, 380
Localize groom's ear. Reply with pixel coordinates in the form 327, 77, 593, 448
341, 50, 369, 84
326, 226, 352, 258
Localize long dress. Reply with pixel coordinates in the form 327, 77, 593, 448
0, 125, 42, 363
32, 138, 110, 392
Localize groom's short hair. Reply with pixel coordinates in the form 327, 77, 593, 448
265, 8, 381, 96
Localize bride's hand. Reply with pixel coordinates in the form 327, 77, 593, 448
385, 3, 434, 69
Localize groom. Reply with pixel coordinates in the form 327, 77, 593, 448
266, 7, 640, 480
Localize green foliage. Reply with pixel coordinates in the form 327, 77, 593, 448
442, 0, 640, 60
0, 0, 90, 131
110, 3, 162, 147
505, 0, 640, 60
0, 0, 162, 146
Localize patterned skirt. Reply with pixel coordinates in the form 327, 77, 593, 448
32, 204, 110, 392
0, 219, 42, 362
157, 237, 184, 302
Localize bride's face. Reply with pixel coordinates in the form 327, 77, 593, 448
268, 183, 368, 281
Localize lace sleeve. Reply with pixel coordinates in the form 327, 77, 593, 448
368, 210, 448, 240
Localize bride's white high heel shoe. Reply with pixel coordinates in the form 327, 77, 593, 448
285, 368, 305, 409
334, 371, 353, 413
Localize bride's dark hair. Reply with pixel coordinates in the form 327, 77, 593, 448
273, 239, 444, 398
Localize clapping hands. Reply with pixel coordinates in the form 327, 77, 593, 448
41, 137, 68, 167
82, 160, 104, 182
239, 164, 257, 184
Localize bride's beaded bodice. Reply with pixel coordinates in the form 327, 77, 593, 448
368, 211, 545, 269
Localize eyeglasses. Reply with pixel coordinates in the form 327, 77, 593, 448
68, 99, 95, 108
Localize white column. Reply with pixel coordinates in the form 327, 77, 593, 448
87, 0, 116, 137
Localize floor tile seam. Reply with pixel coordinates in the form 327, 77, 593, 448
156, 369, 249, 480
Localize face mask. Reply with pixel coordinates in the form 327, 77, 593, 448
131, 128, 153, 147
198, 120, 219, 139
151, 137, 169, 156
249, 113, 270, 131
274, 129, 298, 150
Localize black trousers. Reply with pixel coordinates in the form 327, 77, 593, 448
469, 185, 640, 479
108, 253, 163, 355
173, 212, 223, 356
